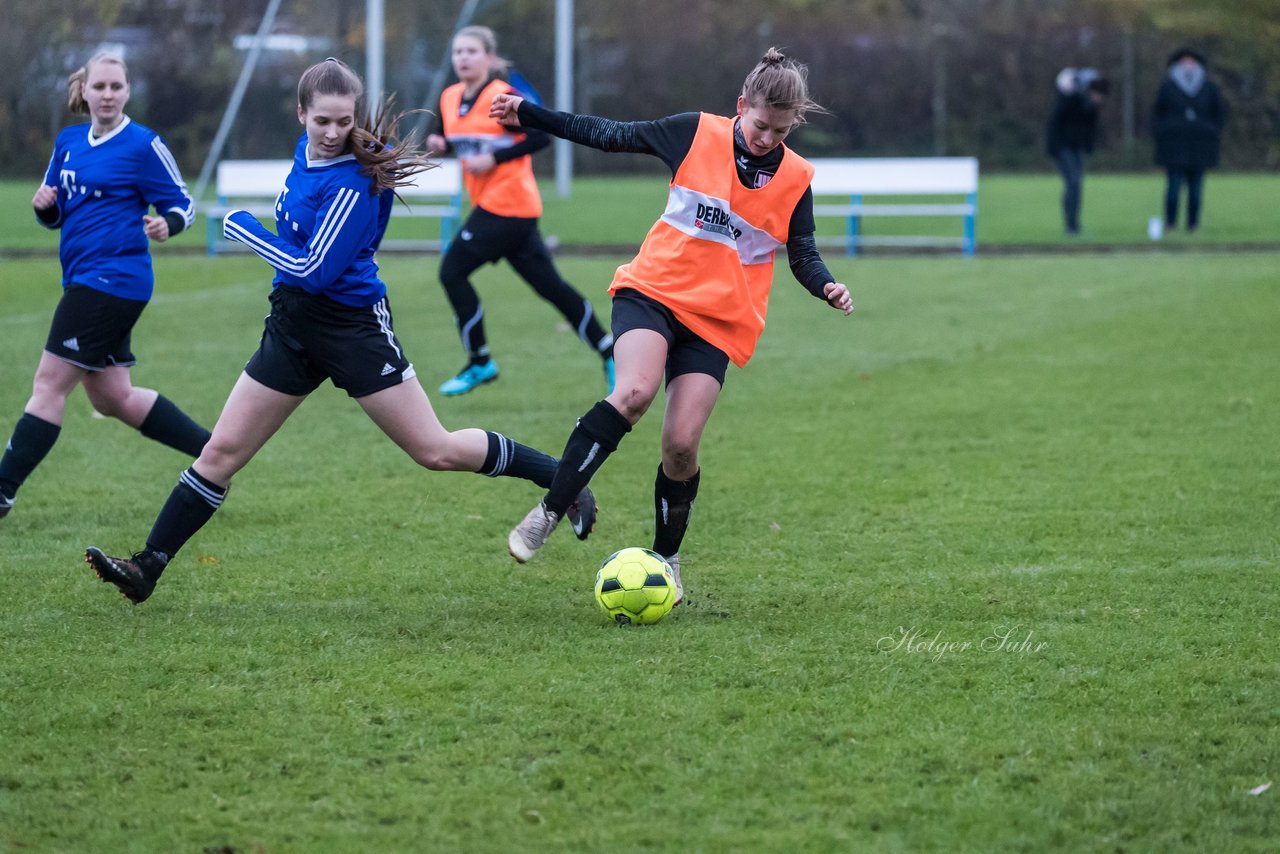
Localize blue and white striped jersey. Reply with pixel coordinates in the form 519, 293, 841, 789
223, 134, 394, 308
39, 116, 195, 301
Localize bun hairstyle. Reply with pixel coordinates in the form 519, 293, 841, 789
297, 57, 434, 195
740, 47, 827, 124
67, 52, 128, 115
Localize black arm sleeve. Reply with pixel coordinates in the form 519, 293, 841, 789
516, 102, 699, 173
786, 188, 836, 299
493, 128, 551, 164
163, 211, 186, 237
35, 205, 59, 225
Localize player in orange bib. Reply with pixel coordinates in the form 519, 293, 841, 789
427, 26, 615, 396
492, 48, 853, 604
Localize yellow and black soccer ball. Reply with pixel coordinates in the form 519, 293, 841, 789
594, 548, 677, 625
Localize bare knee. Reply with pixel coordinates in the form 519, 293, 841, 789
194, 436, 251, 483
29, 372, 76, 416
413, 448, 455, 472
83, 386, 126, 419
609, 384, 658, 424
662, 439, 699, 479
408, 438, 467, 473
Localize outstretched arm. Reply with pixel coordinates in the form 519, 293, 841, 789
490, 93, 698, 172
491, 92, 657, 153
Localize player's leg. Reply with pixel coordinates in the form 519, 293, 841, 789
358, 376, 598, 540
83, 365, 210, 456
508, 321, 668, 562
85, 288, 322, 603
507, 225, 615, 390
651, 337, 729, 604
0, 353, 84, 516
437, 210, 505, 395
86, 373, 306, 603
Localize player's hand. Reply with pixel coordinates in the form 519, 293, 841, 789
462, 153, 497, 175
426, 133, 447, 154
489, 93, 524, 126
32, 184, 58, 210
142, 214, 170, 243
824, 282, 853, 316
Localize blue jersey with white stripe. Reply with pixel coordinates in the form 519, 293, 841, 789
39, 116, 195, 301
223, 134, 394, 307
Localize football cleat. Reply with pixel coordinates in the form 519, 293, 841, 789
508, 502, 561, 563
566, 486, 597, 541
0, 492, 13, 520
439, 361, 499, 396
85, 547, 158, 604
665, 553, 683, 606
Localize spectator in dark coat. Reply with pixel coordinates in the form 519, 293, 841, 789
1153, 48, 1228, 232
1047, 68, 1109, 235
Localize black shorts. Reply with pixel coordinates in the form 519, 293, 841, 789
447, 206, 547, 266
44, 284, 147, 371
610, 289, 730, 386
244, 286, 416, 398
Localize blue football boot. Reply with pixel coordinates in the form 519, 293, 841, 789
439, 361, 499, 396
603, 357, 616, 394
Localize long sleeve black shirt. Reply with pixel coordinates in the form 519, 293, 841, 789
516, 101, 836, 299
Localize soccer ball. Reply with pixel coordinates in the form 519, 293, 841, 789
594, 548, 677, 625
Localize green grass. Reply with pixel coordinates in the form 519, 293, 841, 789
1, 250, 1277, 850
3, 171, 1278, 252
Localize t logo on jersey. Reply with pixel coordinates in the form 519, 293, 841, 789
60, 169, 77, 196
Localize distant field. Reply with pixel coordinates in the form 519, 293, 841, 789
1, 250, 1277, 850
2, 171, 1277, 252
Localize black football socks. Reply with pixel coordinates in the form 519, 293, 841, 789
0, 413, 61, 503
144, 468, 227, 570
481, 432, 558, 488
138, 395, 211, 457
653, 464, 700, 558
544, 400, 632, 515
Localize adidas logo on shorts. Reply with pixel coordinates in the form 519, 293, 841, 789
380, 363, 395, 376
63, 337, 80, 352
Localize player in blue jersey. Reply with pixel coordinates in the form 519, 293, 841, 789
426, 26, 615, 396
85, 58, 596, 603
0, 52, 209, 522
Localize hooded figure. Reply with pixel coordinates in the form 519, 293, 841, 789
1152, 48, 1228, 231
1153, 48, 1228, 171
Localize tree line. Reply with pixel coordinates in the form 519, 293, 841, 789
1, 0, 1275, 180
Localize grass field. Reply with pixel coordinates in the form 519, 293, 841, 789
2, 171, 1279, 251
1, 247, 1277, 850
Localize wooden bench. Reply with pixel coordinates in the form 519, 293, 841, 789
203, 158, 463, 255
808, 157, 978, 256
